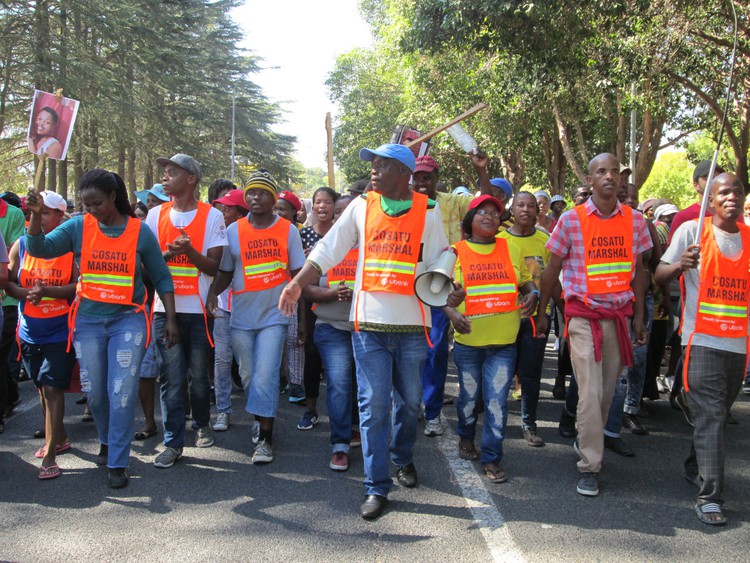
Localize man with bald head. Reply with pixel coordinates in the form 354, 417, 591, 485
655, 172, 749, 526
535, 153, 651, 497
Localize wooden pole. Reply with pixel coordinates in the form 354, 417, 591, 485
325, 112, 335, 189
405, 103, 488, 148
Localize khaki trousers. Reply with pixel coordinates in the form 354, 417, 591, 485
568, 316, 624, 473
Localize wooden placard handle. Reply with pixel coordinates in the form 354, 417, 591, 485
404, 103, 488, 148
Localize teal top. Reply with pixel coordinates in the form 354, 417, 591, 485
26, 215, 174, 318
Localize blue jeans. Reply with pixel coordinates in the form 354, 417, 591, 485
624, 293, 653, 414
314, 323, 356, 453
454, 342, 516, 465
154, 312, 213, 449
352, 330, 427, 497
213, 311, 235, 414
232, 324, 286, 418
74, 311, 147, 468
515, 316, 549, 430
421, 307, 450, 421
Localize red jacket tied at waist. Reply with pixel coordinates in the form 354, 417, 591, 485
565, 298, 634, 368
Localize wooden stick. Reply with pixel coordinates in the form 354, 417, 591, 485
405, 103, 488, 148
325, 112, 335, 189
33, 153, 46, 193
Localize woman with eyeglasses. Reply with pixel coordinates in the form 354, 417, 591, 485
443, 195, 538, 484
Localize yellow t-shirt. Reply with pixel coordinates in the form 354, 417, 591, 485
497, 228, 550, 315
452, 239, 533, 347
436, 192, 472, 245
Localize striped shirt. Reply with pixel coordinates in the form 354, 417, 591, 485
546, 198, 652, 309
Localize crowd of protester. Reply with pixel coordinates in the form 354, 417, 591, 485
0, 147, 748, 527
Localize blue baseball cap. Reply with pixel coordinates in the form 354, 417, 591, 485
359, 144, 416, 172
489, 178, 513, 199
135, 183, 170, 206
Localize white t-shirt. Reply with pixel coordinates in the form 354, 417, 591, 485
146, 204, 228, 314
661, 219, 749, 354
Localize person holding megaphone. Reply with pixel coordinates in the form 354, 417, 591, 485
442, 195, 538, 484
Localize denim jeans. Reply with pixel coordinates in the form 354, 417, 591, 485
154, 312, 213, 449
314, 323, 356, 453
515, 316, 549, 430
74, 311, 147, 468
454, 342, 516, 466
352, 330, 427, 497
213, 310, 235, 415
421, 307, 450, 421
624, 293, 653, 414
139, 339, 159, 379
231, 324, 286, 418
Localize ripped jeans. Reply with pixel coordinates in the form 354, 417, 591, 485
454, 342, 516, 466
74, 311, 147, 468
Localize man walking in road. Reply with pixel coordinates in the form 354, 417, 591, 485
147, 154, 227, 468
536, 153, 651, 497
655, 172, 749, 526
279, 143, 449, 520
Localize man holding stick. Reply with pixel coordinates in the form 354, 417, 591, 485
535, 153, 650, 497
655, 172, 749, 526
279, 143, 451, 520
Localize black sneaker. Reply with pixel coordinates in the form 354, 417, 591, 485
108, 468, 129, 489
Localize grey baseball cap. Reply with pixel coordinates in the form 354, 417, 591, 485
156, 153, 202, 183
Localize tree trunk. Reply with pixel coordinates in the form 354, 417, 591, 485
47, 158, 56, 191
553, 102, 587, 185
58, 158, 68, 199
127, 146, 137, 201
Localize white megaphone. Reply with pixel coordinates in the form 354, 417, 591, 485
414, 249, 457, 307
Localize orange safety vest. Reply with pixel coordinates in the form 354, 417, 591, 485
361, 191, 427, 294
327, 248, 358, 289
75, 214, 150, 347
355, 192, 433, 346
235, 218, 290, 293
577, 204, 634, 295
682, 218, 750, 390
157, 201, 210, 295
18, 251, 74, 318
454, 239, 518, 317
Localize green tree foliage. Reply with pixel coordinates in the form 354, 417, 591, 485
0, 0, 297, 198
328, 0, 745, 195
640, 150, 696, 209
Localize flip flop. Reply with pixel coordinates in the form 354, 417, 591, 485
482, 465, 508, 484
133, 429, 158, 440
695, 502, 727, 526
34, 441, 72, 459
38, 464, 61, 480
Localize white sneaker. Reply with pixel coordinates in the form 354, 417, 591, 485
154, 447, 183, 468
252, 439, 273, 464
213, 413, 230, 432
251, 420, 260, 444
424, 417, 444, 437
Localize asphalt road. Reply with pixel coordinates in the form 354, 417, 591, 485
2, 343, 749, 562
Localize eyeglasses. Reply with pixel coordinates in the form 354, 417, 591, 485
475, 209, 502, 219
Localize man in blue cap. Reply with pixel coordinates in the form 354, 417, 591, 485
279, 143, 452, 520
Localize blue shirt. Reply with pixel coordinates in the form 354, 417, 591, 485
26, 216, 174, 318
17, 238, 71, 344
219, 216, 306, 330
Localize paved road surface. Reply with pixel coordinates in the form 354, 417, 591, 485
2, 344, 749, 561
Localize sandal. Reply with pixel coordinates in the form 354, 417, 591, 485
133, 429, 158, 440
38, 464, 62, 480
34, 441, 72, 459
458, 441, 480, 461
695, 502, 727, 526
482, 465, 508, 484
